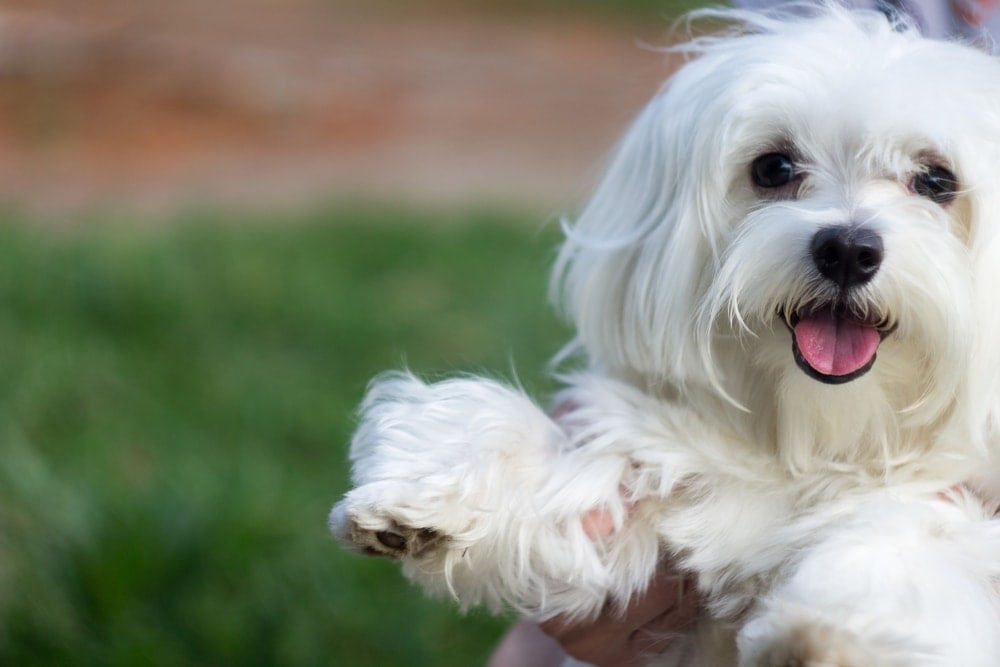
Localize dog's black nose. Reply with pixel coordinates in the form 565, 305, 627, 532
810, 227, 883, 288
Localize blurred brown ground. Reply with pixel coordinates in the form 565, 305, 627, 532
0, 0, 677, 220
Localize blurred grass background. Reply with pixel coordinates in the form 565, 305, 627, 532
0, 206, 570, 665
0, 0, 707, 664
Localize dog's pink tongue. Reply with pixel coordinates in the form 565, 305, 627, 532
794, 311, 881, 377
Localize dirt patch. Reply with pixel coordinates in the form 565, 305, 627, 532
0, 0, 678, 220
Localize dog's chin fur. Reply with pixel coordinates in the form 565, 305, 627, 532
333, 5, 1000, 666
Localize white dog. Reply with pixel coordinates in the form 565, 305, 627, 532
331, 6, 1000, 665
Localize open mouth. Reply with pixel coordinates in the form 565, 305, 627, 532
781, 305, 896, 385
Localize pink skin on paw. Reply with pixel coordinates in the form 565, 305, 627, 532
582, 508, 617, 540
555, 400, 625, 542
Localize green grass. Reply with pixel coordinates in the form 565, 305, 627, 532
0, 206, 570, 666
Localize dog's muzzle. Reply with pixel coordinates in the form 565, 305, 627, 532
783, 226, 895, 384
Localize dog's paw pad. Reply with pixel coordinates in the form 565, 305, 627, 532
757, 622, 873, 667
346, 519, 447, 560
375, 530, 407, 550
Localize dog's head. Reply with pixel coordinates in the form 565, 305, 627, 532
554, 7, 1000, 464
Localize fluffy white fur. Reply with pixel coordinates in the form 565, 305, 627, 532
331, 6, 1000, 665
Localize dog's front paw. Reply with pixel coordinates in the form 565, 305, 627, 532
331, 372, 564, 566
330, 373, 631, 618
753, 625, 870, 667
739, 614, 905, 667
329, 500, 448, 560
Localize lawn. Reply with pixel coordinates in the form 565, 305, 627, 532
0, 206, 570, 666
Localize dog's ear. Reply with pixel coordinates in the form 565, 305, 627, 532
551, 58, 738, 386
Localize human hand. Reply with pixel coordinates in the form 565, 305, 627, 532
538, 559, 700, 667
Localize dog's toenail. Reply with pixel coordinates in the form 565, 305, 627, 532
376, 530, 406, 550
417, 528, 439, 541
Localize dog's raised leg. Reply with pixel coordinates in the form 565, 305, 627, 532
735, 494, 1000, 667
330, 372, 661, 621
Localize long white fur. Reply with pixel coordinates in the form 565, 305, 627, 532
332, 5, 1000, 665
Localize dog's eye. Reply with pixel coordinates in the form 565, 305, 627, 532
751, 153, 796, 188
911, 166, 958, 204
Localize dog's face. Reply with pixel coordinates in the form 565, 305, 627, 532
555, 9, 1000, 457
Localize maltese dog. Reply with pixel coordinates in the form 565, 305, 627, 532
331, 5, 1000, 665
